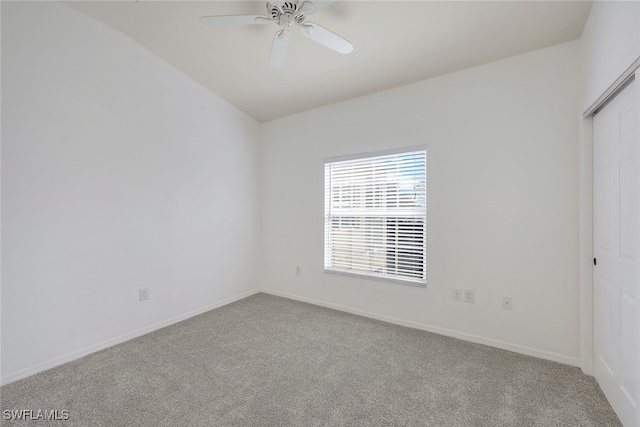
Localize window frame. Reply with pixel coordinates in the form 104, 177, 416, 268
323, 146, 428, 287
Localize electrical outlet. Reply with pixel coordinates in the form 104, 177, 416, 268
464, 290, 475, 303
295, 266, 301, 276
502, 297, 513, 310
139, 288, 149, 301
452, 289, 462, 301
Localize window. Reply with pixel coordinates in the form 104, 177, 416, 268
324, 148, 427, 286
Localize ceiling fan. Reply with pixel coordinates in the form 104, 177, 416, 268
199, 1, 353, 67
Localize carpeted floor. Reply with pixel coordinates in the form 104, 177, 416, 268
1, 293, 621, 426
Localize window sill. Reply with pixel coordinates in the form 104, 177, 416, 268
324, 268, 427, 288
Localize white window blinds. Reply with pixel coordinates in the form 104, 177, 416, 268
324, 148, 427, 286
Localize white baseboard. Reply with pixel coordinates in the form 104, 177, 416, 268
2, 287, 580, 386
1, 289, 261, 386
260, 288, 581, 368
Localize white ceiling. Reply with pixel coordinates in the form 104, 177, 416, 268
67, 1, 593, 122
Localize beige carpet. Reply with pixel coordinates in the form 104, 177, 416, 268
1, 293, 621, 426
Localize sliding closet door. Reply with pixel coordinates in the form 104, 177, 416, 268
593, 77, 638, 427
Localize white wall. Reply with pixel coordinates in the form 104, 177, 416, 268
1, 2, 260, 383
581, 0, 640, 109
260, 41, 581, 365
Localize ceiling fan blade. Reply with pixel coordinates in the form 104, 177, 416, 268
270, 30, 291, 67
300, 22, 353, 54
199, 15, 271, 26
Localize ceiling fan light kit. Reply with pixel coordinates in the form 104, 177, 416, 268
199, 0, 353, 67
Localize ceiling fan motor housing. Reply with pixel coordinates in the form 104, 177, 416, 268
268, 2, 306, 26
